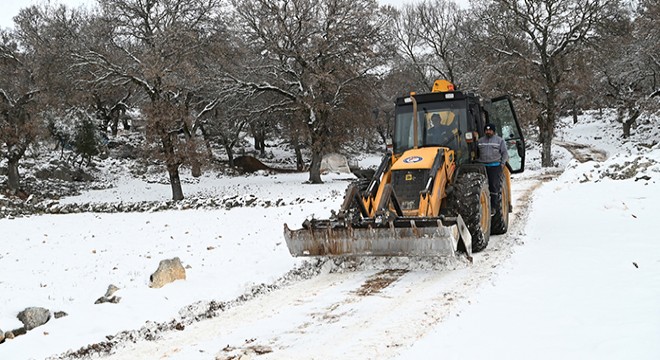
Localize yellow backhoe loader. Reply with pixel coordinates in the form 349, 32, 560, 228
284, 80, 526, 259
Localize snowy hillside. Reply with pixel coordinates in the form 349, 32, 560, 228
0, 111, 659, 360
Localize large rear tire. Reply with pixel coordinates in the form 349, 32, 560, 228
451, 172, 491, 252
490, 171, 509, 235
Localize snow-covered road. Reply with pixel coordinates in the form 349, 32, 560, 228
98, 172, 547, 360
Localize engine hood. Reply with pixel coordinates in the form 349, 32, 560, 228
392, 147, 442, 171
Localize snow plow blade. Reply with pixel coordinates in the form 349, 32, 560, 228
283, 216, 472, 259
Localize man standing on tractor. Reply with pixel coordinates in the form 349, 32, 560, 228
478, 123, 509, 209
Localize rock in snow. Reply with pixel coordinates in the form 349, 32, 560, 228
149, 257, 186, 288
17, 307, 50, 330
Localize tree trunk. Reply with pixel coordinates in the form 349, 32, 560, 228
307, 109, 327, 184
7, 157, 20, 194
540, 128, 553, 167
295, 148, 304, 171
623, 108, 640, 138
161, 133, 184, 201
292, 136, 304, 171
623, 119, 632, 138
378, 131, 388, 151
294, 142, 305, 171
309, 150, 323, 183
122, 117, 131, 131
251, 123, 267, 156
253, 135, 262, 151
259, 136, 266, 157
167, 164, 184, 201
191, 160, 202, 177
254, 132, 265, 152
110, 117, 119, 136
616, 107, 625, 123
197, 124, 214, 159
572, 99, 578, 124
225, 144, 235, 167
539, 109, 555, 166
540, 86, 557, 167
308, 128, 323, 183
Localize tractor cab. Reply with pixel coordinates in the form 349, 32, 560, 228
393, 80, 525, 174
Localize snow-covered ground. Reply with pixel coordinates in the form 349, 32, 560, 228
1, 111, 659, 359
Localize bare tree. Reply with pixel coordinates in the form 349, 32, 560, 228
597, 13, 641, 137
195, 93, 252, 167
93, 90, 133, 136
415, 0, 463, 86
229, 0, 392, 183
371, 67, 419, 148
636, 0, 660, 108
389, 4, 430, 90
72, 0, 226, 200
14, 4, 92, 106
0, 2, 86, 193
0, 30, 43, 194
477, 0, 623, 166
0, 4, 97, 194
388, 0, 465, 91
598, 0, 659, 137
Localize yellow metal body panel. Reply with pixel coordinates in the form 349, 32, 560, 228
391, 147, 438, 171
374, 147, 456, 217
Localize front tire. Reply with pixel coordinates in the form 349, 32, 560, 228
451, 172, 491, 252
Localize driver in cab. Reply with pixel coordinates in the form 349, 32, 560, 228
426, 112, 456, 146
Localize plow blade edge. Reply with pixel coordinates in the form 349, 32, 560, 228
283, 217, 472, 258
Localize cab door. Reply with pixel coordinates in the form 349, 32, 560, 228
490, 96, 525, 173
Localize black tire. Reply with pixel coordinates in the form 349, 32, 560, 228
450, 172, 491, 253
490, 170, 509, 235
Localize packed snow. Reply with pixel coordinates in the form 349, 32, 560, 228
1, 111, 659, 359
